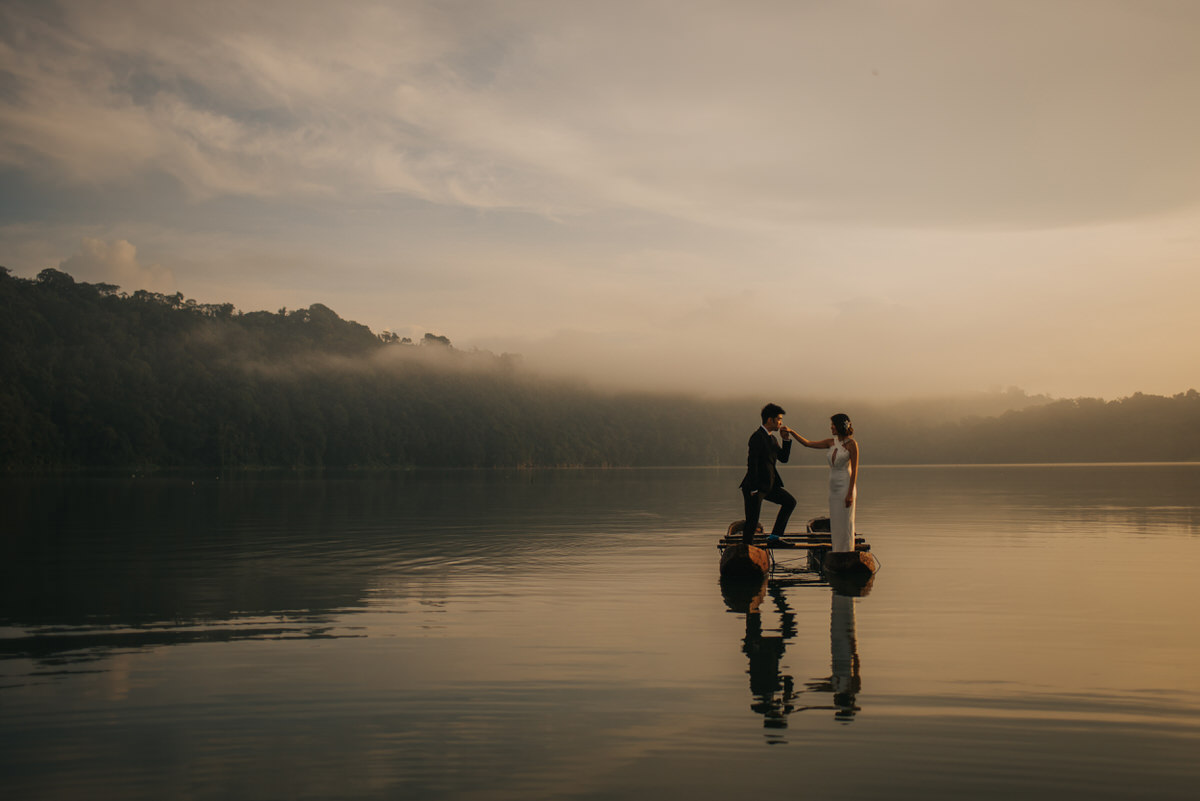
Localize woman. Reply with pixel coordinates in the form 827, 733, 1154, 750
787, 414, 859, 553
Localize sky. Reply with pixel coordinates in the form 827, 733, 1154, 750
2, 0, 1199, 400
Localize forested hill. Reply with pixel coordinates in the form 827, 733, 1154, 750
2, 267, 1199, 469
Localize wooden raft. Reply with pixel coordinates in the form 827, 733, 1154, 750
718, 518, 878, 578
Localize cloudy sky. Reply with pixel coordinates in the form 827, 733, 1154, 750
2, 0, 1198, 399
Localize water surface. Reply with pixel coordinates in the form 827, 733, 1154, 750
3, 465, 1199, 799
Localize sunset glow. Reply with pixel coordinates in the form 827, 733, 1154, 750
3, 1, 1198, 398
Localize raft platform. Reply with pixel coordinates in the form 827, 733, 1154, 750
717, 518, 878, 579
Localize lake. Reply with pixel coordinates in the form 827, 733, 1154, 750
3, 464, 1200, 800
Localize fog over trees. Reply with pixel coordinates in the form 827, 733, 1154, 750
2, 267, 1198, 469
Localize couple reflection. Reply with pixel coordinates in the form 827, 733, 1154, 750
722, 572, 872, 740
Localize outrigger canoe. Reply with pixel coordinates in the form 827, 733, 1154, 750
717, 518, 878, 579
717, 521, 772, 579
802, 517, 879, 577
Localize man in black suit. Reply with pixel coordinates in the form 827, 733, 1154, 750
739, 403, 796, 544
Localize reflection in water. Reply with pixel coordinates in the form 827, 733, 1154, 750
0, 617, 353, 673
2, 470, 689, 673
722, 569, 873, 740
722, 578, 797, 742
805, 592, 862, 722
3, 467, 1200, 799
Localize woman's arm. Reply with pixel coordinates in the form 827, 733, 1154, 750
785, 427, 832, 449
845, 439, 860, 507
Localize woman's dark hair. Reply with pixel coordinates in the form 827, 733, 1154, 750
761, 403, 786, 423
831, 413, 853, 437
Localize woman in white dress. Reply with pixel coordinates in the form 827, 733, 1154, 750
787, 414, 859, 552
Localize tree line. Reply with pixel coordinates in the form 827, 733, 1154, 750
2, 266, 1198, 469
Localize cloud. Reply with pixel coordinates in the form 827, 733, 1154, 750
1, 1, 1199, 403
59, 238, 177, 294
3, 1, 1200, 227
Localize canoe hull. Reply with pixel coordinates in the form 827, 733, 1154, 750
719, 543, 771, 579
806, 545, 878, 576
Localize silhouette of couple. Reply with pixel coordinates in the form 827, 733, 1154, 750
739, 403, 860, 550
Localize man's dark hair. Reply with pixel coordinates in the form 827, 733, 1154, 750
760, 403, 786, 423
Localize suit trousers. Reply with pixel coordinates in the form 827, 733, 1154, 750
741, 485, 796, 543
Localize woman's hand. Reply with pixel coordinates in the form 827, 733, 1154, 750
844, 492, 854, 508
789, 429, 832, 449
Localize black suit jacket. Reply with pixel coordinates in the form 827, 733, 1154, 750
739, 427, 792, 494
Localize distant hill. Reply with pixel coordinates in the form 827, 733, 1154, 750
2, 266, 1198, 468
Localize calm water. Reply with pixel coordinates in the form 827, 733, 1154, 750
3, 465, 1200, 800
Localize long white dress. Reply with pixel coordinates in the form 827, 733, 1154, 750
828, 437, 856, 552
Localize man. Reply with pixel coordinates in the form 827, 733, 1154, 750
739, 403, 796, 545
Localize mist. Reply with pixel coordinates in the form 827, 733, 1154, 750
6, 266, 1199, 470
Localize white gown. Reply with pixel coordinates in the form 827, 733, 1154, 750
828, 438, 856, 552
